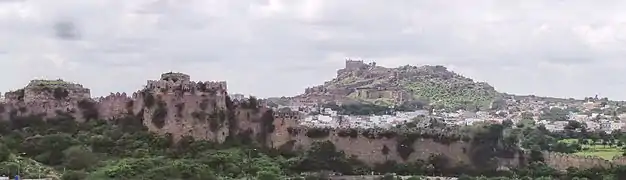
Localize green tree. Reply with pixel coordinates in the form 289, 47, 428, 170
257, 170, 280, 180
63, 145, 97, 170
0, 143, 10, 162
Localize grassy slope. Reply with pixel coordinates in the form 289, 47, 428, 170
402, 81, 498, 109
559, 139, 622, 160
320, 65, 501, 109
0, 154, 60, 179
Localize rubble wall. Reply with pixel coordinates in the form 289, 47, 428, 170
269, 116, 471, 166
542, 152, 626, 170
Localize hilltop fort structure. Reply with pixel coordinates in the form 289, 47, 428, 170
0, 72, 620, 171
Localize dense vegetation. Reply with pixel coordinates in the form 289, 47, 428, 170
2, 110, 626, 179
0, 115, 292, 179
402, 81, 498, 112
397, 65, 500, 111
0, 114, 464, 179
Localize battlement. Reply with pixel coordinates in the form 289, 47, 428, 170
27, 79, 83, 88
4, 79, 90, 102
97, 92, 131, 102
145, 73, 227, 95
344, 58, 377, 71
198, 81, 228, 92
345, 59, 367, 70
160, 72, 190, 82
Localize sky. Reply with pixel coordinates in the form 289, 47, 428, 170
1, 0, 626, 99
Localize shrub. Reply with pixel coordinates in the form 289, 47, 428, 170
361, 130, 378, 139
174, 103, 184, 117
78, 99, 99, 120
53, 87, 69, 100
142, 91, 155, 107
152, 100, 168, 128
396, 133, 419, 160
306, 128, 330, 139
261, 110, 275, 134
126, 100, 134, 114
338, 129, 358, 138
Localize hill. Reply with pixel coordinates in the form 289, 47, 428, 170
295, 60, 501, 110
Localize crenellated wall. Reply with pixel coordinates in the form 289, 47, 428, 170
97, 92, 133, 120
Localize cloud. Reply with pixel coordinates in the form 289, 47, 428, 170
1, 0, 626, 99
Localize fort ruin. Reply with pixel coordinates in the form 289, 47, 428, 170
0, 72, 618, 171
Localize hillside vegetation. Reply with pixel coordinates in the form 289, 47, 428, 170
1, 113, 626, 179
321, 64, 500, 110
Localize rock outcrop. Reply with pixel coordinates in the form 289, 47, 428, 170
292, 59, 500, 110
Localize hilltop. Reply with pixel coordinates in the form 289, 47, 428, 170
291, 59, 501, 110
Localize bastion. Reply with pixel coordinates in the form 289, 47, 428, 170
4, 79, 90, 102
0, 79, 92, 121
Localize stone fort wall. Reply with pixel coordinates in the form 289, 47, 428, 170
0, 72, 623, 170
543, 152, 626, 170
269, 113, 472, 166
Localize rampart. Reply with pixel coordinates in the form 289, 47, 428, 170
0, 72, 618, 171
96, 92, 133, 120
542, 152, 626, 170
269, 113, 474, 166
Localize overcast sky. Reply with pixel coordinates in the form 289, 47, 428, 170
1, 0, 626, 99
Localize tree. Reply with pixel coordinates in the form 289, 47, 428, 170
565, 121, 582, 131
63, 145, 97, 170
0, 143, 10, 162
61, 170, 88, 180
257, 171, 280, 180
502, 119, 514, 128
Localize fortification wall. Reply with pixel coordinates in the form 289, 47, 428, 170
22, 80, 90, 102
134, 75, 232, 141
97, 93, 133, 120
612, 156, 626, 166
269, 117, 470, 165
543, 152, 613, 170
345, 60, 367, 70
1, 72, 620, 172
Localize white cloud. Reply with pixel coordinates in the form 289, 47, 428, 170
0, 0, 626, 99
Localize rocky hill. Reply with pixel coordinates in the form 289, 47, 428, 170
294, 60, 501, 110
0, 72, 269, 143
